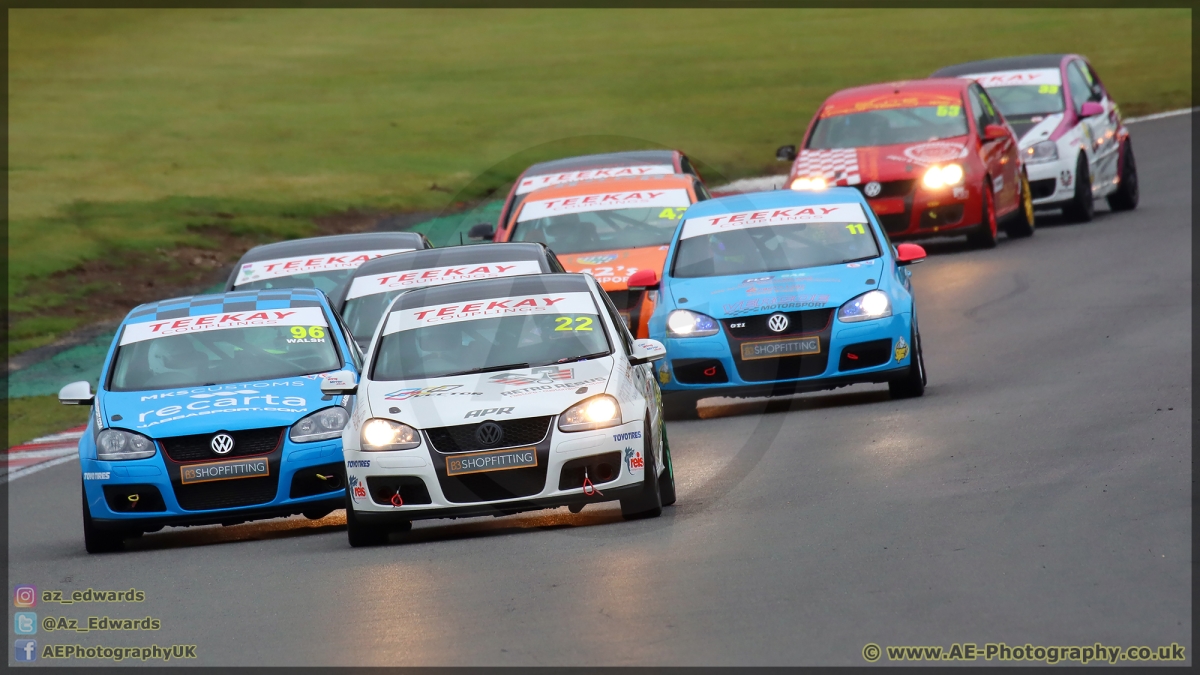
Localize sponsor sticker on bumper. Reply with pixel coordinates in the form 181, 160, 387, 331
740, 336, 821, 360
180, 458, 269, 484
446, 448, 537, 476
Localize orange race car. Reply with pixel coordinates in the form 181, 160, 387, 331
490, 173, 710, 337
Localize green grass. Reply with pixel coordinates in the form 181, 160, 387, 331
8, 8, 1192, 353
8, 395, 91, 448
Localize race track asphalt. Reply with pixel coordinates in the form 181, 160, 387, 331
7, 115, 1190, 667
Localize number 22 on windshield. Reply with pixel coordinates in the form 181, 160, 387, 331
555, 316, 593, 331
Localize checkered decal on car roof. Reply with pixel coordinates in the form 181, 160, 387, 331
794, 149, 862, 186
125, 288, 326, 323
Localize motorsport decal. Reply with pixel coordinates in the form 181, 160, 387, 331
514, 165, 675, 194
890, 142, 969, 167
964, 68, 1062, 87
681, 203, 868, 240
613, 430, 642, 442
383, 292, 598, 333
722, 296, 831, 316
349, 474, 367, 504
234, 249, 413, 286
345, 261, 543, 299
894, 336, 909, 362
120, 307, 327, 344
489, 366, 575, 386
576, 254, 619, 265
820, 93, 963, 118
624, 446, 645, 473
464, 407, 515, 418
384, 384, 481, 401
518, 189, 691, 221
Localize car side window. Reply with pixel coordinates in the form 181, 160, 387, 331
967, 87, 988, 133
330, 309, 363, 369
1080, 62, 1106, 101
679, 155, 696, 177
596, 285, 635, 355
1066, 61, 1094, 113
693, 180, 711, 201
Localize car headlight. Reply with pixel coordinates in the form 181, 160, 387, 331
360, 418, 420, 451
838, 290, 892, 323
790, 177, 827, 190
1023, 140, 1059, 164
922, 163, 964, 189
667, 309, 720, 338
558, 395, 623, 432
289, 406, 350, 443
96, 429, 156, 461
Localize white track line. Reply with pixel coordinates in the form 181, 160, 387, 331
1124, 106, 1196, 124
1, 453, 78, 484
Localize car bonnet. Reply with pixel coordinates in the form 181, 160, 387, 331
363, 357, 616, 431
666, 262, 883, 321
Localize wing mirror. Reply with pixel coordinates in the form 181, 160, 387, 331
1079, 101, 1105, 118
467, 223, 495, 241
59, 381, 95, 406
983, 124, 1009, 141
320, 370, 359, 396
626, 269, 660, 291
895, 243, 927, 266
629, 339, 666, 366
776, 145, 797, 162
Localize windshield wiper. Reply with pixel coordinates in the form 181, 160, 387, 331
440, 363, 530, 378
551, 351, 610, 366
839, 255, 879, 265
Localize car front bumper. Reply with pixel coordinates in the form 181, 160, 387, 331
1025, 156, 1077, 206
343, 418, 650, 522
82, 437, 346, 529
658, 313, 913, 398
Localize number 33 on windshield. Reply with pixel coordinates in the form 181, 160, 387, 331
555, 317, 594, 331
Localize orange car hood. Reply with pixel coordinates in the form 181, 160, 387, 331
558, 246, 671, 290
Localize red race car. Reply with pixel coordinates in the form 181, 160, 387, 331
777, 78, 1035, 248
470, 150, 703, 241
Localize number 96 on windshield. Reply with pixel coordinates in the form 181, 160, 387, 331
554, 316, 594, 332
287, 326, 327, 343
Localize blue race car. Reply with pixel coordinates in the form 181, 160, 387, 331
639, 187, 928, 419
58, 288, 363, 553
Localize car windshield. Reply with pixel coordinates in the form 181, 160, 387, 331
807, 105, 969, 149
984, 84, 1066, 118
672, 220, 881, 278
108, 322, 341, 392
372, 306, 611, 381
235, 270, 355, 297
342, 291, 405, 342
511, 206, 688, 254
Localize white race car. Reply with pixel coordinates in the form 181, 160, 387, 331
933, 54, 1138, 221
320, 273, 675, 546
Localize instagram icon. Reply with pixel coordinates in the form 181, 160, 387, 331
13, 585, 36, 608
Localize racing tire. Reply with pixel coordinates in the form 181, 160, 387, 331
1106, 140, 1139, 212
344, 493, 390, 548
661, 392, 700, 421
1062, 153, 1095, 222
620, 419, 663, 520
966, 181, 998, 249
657, 423, 677, 507
888, 325, 926, 400
82, 482, 125, 554
1003, 171, 1036, 239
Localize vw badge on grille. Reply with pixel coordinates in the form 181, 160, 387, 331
475, 422, 504, 447
864, 181, 882, 197
210, 433, 235, 455
767, 313, 790, 333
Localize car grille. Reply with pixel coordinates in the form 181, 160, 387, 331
173, 473, 280, 511
722, 309, 833, 382
159, 427, 284, 463
855, 179, 916, 199
1030, 178, 1057, 200
426, 417, 553, 453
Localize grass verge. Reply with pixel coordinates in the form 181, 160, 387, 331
8, 396, 91, 448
